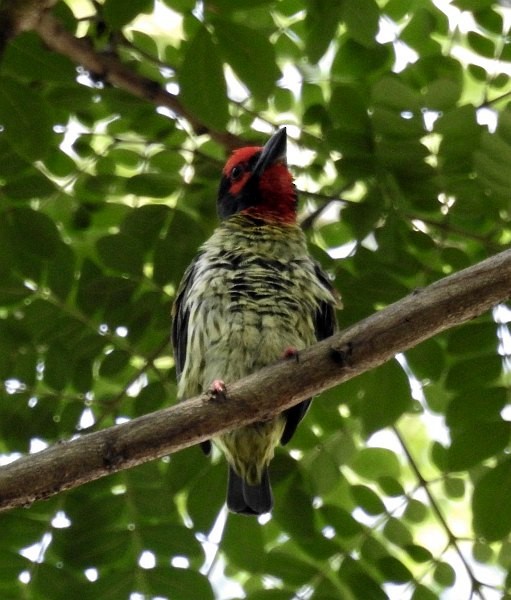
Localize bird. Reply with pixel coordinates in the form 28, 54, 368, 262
171, 128, 338, 515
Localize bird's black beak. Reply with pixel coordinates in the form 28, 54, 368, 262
252, 128, 287, 178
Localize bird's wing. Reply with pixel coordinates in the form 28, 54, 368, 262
280, 263, 338, 446
171, 255, 212, 455
171, 262, 195, 381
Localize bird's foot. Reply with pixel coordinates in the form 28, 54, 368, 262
208, 379, 226, 400
282, 347, 299, 363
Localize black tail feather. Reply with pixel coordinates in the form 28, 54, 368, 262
227, 466, 273, 516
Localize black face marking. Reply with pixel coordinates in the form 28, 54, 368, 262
217, 152, 264, 220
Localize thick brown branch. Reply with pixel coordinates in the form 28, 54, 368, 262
32, 11, 242, 150
1, 249, 511, 511
0, 0, 55, 55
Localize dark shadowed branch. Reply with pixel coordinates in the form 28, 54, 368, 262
1, 248, 511, 512
0, 0, 243, 149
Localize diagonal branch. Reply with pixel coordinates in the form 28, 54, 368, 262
1, 248, 511, 512
1, 2, 243, 150
33, 11, 242, 149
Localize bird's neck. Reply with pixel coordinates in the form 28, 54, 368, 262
213, 214, 306, 257
247, 164, 297, 224
224, 213, 299, 232
240, 205, 296, 224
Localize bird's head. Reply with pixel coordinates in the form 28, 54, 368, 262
217, 128, 297, 224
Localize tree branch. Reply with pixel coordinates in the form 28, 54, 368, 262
25, 8, 243, 150
1, 249, 511, 512
0, 0, 56, 56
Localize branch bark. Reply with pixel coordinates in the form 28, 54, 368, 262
1, 248, 511, 512
0, 1, 242, 149
32, 11, 243, 150
0, 0, 56, 55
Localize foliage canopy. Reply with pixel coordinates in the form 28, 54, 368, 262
1, 0, 511, 598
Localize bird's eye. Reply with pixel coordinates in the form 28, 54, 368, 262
230, 165, 243, 181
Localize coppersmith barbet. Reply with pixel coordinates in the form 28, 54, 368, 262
172, 128, 337, 515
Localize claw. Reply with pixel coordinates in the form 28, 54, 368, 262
208, 379, 226, 400
282, 347, 299, 362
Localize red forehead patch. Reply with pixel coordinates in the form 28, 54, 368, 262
223, 146, 262, 175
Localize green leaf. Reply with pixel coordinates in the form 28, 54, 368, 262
433, 561, 456, 587
96, 233, 145, 275
47, 242, 76, 300
203, 0, 275, 9
304, 0, 343, 63
186, 461, 225, 532
179, 25, 229, 130
400, 8, 442, 55
452, 0, 493, 9
162, 0, 196, 11
378, 555, 413, 583
446, 387, 507, 426
146, 567, 214, 600
1, 32, 76, 83
403, 499, 428, 523
153, 210, 203, 286
412, 584, 438, 600
405, 545, 433, 564
3, 171, 56, 200
474, 7, 504, 34
328, 84, 371, 132
383, 517, 413, 546
264, 550, 317, 586
99, 349, 131, 377
274, 478, 316, 537
9, 207, 61, 259
447, 421, 510, 471
342, 0, 379, 47
103, 0, 153, 28
44, 148, 76, 178
306, 445, 341, 495
467, 31, 495, 58
378, 476, 404, 497
44, 343, 71, 391
351, 485, 386, 515
134, 381, 168, 416
121, 205, 170, 248
445, 354, 502, 391
246, 592, 296, 600
352, 360, 413, 435
443, 476, 465, 499
138, 522, 203, 558
87, 571, 135, 599
350, 447, 401, 480
30, 564, 89, 600
223, 513, 266, 572
124, 173, 177, 198
473, 459, 511, 541
405, 338, 445, 380
339, 556, 388, 600
213, 18, 279, 99
0, 77, 53, 161
320, 504, 364, 538
472, 540, 494, 564
332, 38, 393, 81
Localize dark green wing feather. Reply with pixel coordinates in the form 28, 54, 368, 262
171, 256, 212, 455
280, 263, 337, 445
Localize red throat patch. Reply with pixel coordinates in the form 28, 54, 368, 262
249, 162, 297, 224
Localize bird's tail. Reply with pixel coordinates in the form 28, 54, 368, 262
227, 466, 273, 516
